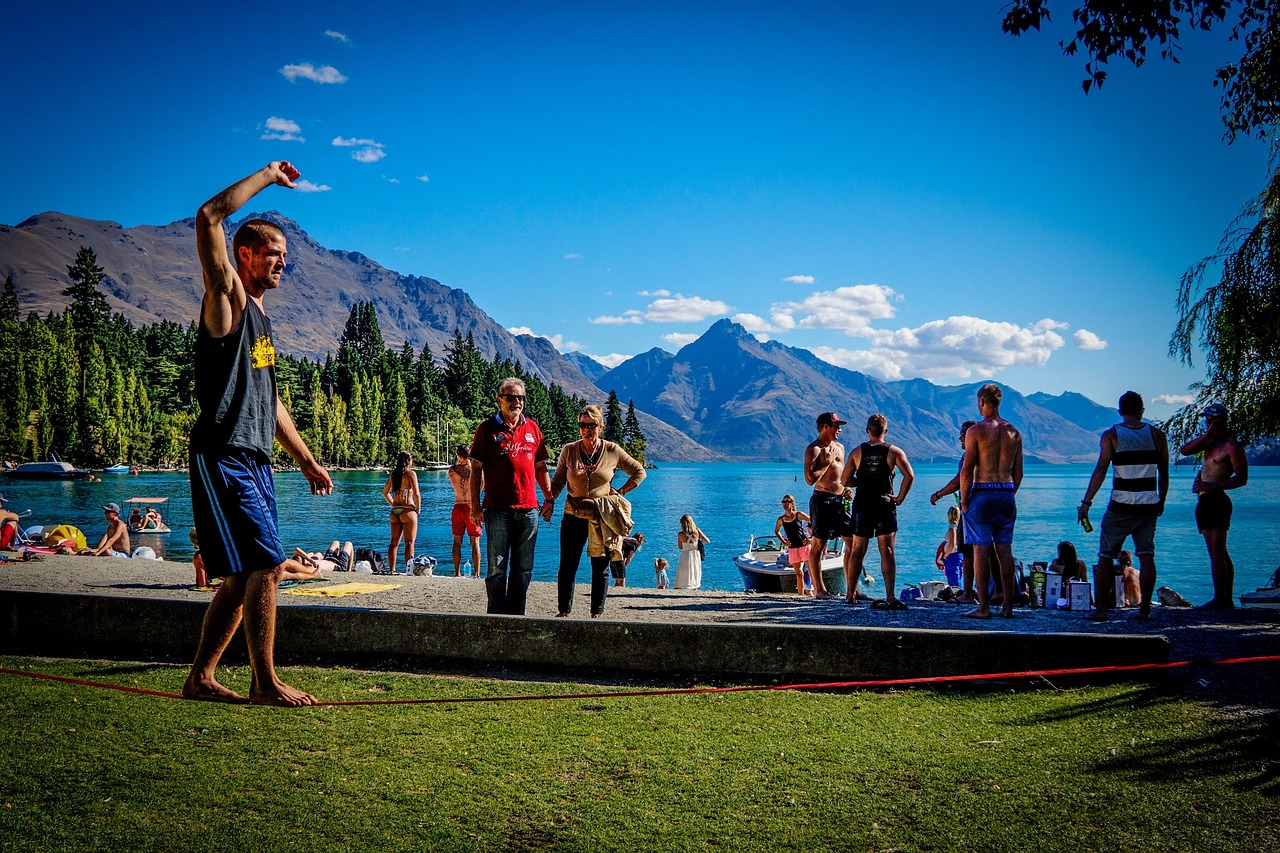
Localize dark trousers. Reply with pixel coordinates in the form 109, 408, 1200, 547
557, 514, 613, 616
483, 508, 539, 615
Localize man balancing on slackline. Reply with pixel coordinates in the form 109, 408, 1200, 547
182, 162, 333, 707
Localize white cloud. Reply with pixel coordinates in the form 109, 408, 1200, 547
294, 180, 331, 193
1074, 329, 1108, 350
280, 63, 347, 84
416, 174, 430, 183
324, 30, 351, 44
807, 314, 1067, 382
588, 314, 644, 325
637, 289, 671, 297
662, 332, 699, 347
732, 313, 777, 333
507, 326, 579, 352
771, 284, 899, 335
383, 176, 400, 184
591, 353, 631, 369
1154, 393, 1197, 406
1035, 318, 1069, 332
333, 136, 386, 163
564, 253, 583, 260
783, 275, 815, 285
644, 294, 731, 323
261, 116, 304, 142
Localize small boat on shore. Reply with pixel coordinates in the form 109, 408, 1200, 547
733, 533, 847, 595
1240, 566, 1280, 610
6, 452, 89, 480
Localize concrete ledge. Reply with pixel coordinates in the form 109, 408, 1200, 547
1, 590, 1170, 682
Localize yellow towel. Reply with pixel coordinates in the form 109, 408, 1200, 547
284, 582, 403, 598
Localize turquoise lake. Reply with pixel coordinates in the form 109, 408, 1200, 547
5, 462, 1277, 606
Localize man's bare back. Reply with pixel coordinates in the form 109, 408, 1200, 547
964, 418, 1023, 487
449, 462, 472, 504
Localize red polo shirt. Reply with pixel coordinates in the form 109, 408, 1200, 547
470, 413, 548, 510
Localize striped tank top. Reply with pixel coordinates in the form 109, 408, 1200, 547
1109, 423, 1160, 516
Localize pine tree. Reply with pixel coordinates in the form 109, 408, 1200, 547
62, 246, 113, 353
622, 399, 647, 465
0, 274, 19, 324
604, 390, 624, 444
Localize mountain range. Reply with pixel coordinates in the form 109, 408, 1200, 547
2, 211, 1120, 462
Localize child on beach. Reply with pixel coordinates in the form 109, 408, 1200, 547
655, 557, 670, 589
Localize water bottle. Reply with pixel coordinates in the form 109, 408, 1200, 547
463, 559, 472, 576
1080, 515, 1093, 534
841, 492, 852, 515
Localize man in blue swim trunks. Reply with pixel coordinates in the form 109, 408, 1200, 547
182, 162, 333, 707
960, 383, 1023, 619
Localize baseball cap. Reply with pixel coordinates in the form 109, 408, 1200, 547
103, 502, 121, 514
816, 412, 848, 427
1201, 403, 1229, 419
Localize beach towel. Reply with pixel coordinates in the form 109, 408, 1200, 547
283, 582, 403, 598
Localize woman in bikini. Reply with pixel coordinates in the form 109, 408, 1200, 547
382, 450, 422, 573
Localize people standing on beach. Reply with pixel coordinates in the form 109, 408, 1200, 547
469, 377, 552, 615
85, 502, 131, 557
841, 413, 915, 610
382, 450, 421, 574
1078, 390, 1169, 621
930, 420, 980, 603
545, 404, 645, 617
960, 383, 1023, 619
803, 412, 851, 601
1179, 402, 1249, 610
654, 556, 671, 589
774, 494, 813, 595
448, 445, 482, 577
183, 162, 333, 707
675, 514, 709, 590
615, 533, 645, 587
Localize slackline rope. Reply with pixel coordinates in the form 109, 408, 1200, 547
2, 655, 1278, 707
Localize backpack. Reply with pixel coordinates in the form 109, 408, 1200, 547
355, 547, 388, 574
697, 539, 706, 560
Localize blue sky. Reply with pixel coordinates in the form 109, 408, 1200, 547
3, 1, 1269, 417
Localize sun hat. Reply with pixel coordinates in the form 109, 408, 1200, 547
103, 502, 121, 514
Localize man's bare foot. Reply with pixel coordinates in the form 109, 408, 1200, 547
844, 595, 860, 605
812, 591, 835, 601
1136, 607, 1152, 621
249, 680, 317, 707
1084, 609, 1107, 622
998, 608, 1015, 618
183, 673, 249, 704
962, 607, 991, 620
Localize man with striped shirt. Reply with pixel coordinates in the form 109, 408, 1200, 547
1078, 391, 1169, 620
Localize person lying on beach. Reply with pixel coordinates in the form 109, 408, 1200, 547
294, 541, 354, 574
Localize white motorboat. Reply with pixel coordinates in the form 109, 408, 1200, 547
733, 533, 847, 595
1240, 566, 1280, 610
6, 451, 89, 480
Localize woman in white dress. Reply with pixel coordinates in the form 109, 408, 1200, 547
675, 513, 709, 590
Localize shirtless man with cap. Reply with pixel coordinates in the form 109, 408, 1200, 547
960, 384, 1023, 619
803, 412, 850, 601
1179, 402, 1248, 609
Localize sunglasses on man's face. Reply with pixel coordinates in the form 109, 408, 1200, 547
500, 394, 525, 403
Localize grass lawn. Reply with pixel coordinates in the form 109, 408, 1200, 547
1, 656, 1276, 852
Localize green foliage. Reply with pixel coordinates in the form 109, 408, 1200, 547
604, 389, 624, 444
1002, 0, 1279, 141
1167, 155, 1280, 446
1, 260, 643, 468
623, 399, 647, 465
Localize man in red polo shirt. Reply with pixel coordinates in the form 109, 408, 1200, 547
469, 377, 553, 615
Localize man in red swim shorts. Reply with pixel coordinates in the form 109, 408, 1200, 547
449, 445, 483, 576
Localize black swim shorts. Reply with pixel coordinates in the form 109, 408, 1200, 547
808, 492, 852, 541
1194, 490, 1232, 533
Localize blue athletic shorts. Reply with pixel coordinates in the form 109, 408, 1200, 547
963, 485, 1017, 547
190, 447, 285, 579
